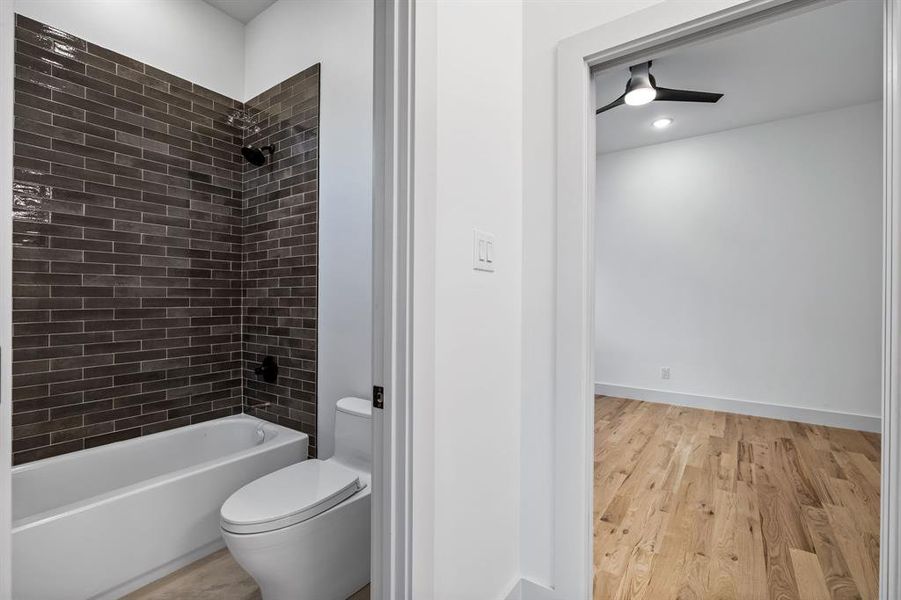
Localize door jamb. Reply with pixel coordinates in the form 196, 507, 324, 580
554, 0, 899, 598
372, 0, 414, 598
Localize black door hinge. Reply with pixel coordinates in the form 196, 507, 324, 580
373, 385, 384, 410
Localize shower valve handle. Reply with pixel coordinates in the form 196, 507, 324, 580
254, 356, 278, 383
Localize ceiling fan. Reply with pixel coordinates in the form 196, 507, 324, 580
596, 61, 724, 115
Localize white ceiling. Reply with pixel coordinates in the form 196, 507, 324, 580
202, 0, 277, 24
594, 0, 882, 155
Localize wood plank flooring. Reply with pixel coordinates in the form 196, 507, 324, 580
125, 548, 370, 600
593, 396, 880, 600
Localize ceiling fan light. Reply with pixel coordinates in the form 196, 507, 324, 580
624, 86, 656, 106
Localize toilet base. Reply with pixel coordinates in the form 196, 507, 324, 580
223, 489, 371, 600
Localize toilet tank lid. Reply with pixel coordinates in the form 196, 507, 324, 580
337, 397, 371, 418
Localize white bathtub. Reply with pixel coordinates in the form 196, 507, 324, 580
12, 414, 308, 600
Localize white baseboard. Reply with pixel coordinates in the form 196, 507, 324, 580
505, 578, 555, 600
503, 579, 522, 600
519, 579, 555, 600
594, 383, 881, 433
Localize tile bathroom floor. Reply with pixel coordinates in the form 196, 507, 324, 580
125, 549, 370, 600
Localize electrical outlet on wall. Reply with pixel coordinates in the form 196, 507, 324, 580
661, 367, 671, 380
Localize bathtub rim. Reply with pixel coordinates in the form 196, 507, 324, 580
12, 413, 308, 531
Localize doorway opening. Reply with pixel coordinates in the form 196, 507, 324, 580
553, 0, 900, 598
591, 4, 882, 596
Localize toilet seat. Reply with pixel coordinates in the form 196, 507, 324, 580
220, 459, 363, 534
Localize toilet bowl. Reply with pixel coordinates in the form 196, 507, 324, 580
221, 397, 372, 600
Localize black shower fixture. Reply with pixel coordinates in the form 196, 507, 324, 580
241, 144, 275, 167
254, 356, 279, 383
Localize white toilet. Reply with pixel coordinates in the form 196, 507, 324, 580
220, 397, 372, 600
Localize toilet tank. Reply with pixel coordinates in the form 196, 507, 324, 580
333, 397, 372, 472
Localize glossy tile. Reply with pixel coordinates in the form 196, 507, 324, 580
12, 15, 321, 464
12, 15, 243, 463
242, 64, 320, 456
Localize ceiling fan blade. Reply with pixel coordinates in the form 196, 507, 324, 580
653, 87, 723, 103
595, 93, 626, 114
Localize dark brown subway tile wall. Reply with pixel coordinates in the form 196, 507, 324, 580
242, 66, 320, 457
10, 16, 320, 464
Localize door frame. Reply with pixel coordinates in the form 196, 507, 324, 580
554, 0, 901, 598
372, 0, 414, 599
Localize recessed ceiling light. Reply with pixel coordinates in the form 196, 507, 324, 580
652, 117, 673, 129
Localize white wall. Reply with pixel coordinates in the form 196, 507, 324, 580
244, 0, 373, 459
595, 102, 882, 423
520, 0, 661, 588
411, 0, 523, 597
12, 0, 245, 99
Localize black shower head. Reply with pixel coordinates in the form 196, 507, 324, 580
241, 144, 275, 167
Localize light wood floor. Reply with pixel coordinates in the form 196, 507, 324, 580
125, 548, 370, 600
593, 396, 880, 600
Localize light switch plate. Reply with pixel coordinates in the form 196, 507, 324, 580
473, 229, 496, 272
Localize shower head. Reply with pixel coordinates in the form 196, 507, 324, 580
241, 144, 275, 167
